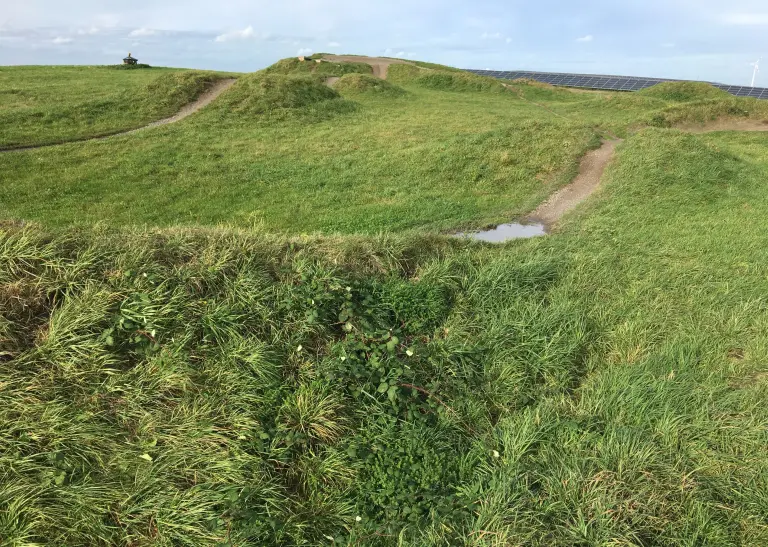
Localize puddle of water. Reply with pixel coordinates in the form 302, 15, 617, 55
454, 222, 547, 243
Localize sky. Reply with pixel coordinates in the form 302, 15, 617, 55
1, 0, 767, 85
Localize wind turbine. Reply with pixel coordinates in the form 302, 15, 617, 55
751, 58, 761, 87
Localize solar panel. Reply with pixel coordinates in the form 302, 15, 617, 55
466, 69, 768, 100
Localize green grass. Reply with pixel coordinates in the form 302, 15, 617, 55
2, 57, 768, 545
0, 76, 597, 232
333, 74, 407, 97
264, 57, 373, 77
0, 66, 236, 149
638, 80, 732, 102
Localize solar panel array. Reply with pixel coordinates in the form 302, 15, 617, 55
466, 69, 768, 100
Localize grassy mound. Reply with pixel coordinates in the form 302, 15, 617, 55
140, 70, 225, 110
511, 78, 556, 89
638, 81, 731, 102
333, 73, 406, 96
5, 54, 768, 547
107, 63, 154, 70
646, 97, 768, 127
0, 69, 228, 149
264, 57, 373, 77
387, 64, 505, 92
210, 73, 344, 116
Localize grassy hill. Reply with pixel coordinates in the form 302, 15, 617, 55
2, 58, 768, 545
0, 66, 235, 149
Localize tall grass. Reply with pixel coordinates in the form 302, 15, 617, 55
3, 214, 768, 544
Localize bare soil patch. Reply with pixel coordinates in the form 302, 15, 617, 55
325, 76, 340, 88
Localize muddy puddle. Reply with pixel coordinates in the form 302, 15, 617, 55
454, 222, 547, 243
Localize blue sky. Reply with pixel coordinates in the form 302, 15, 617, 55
2, 0, 767, 85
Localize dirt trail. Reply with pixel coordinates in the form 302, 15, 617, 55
134, 79, 236, 132
1, 78, 237, 153
321, 55, 416, 80
528, 140, 620, 226
526, 121, 768, 227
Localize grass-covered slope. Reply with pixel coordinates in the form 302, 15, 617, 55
3, 55, 768, 546
387, 64, 506, 92
0, 61, 597, 233
264, 57, 373, 77
333, 73, 406, 96
208, 72, 347, 117
0, 225, 587, 545
638, 80, 732, 102
4, 134, 768, 544
0, 66, 234, 149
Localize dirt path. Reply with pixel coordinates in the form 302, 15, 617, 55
321, 55, 415, 80
1, 78, 237, 153
134, 78, 236, 132
528, 140, 620, 226
325, 76, 340, 88
525, 121, 768, 227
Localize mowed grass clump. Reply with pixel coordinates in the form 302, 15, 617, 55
333, 73, 406, 97
0, 68, 231, 149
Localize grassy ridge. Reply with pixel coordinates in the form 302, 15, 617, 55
264, 57, 373, 77
0, 70, 597, 232
637, 81, 732, 102
209, 73, 345, 116
0, 67, 234, 148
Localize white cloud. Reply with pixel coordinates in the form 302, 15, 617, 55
662, 42, 676, 48
506, 37, 512, 44
327, 41, 341, 48
576, 34, 594, 42
214, 25, 256, 42
723, 13, 768, 25
396, 50, 405, 56
480, 32, 502, 40
52, 36, 72, 44
77, 26, 99, 36
297, 47, 313, 56
130, 28, 158, 37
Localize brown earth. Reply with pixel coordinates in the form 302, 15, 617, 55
324, 76, 340, 88
321, 55, 415, 80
